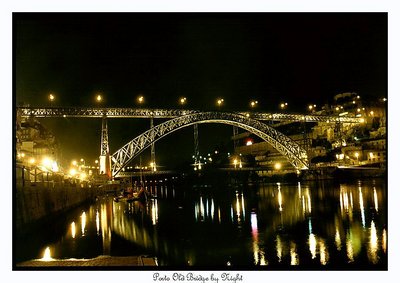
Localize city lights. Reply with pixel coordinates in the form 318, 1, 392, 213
42, 157, 53, 169
274, 163, 282, 170
280, 102, 288, 109
48, 93, 55, 102
216, 98, 224, 107
69, 168, 77, 176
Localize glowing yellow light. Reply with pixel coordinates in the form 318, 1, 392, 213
359, 187, 365, 227
250, 100, 258, 108
373, 188, 378, 212
52, 161, 59, 172
41, 247, 53, 261
370, 111, 374, 115
137, 95, 144, 104
81, 211, 86, 235
335, 107, 340, 111
42, 157, 52, 168
96, 211, 100, 234
274, 163, 282, 170
49, 94, 55, 101
335, 228, 341, 251
276, 235, 283, 262
96, 94, 103, 102
354, 152, 359, 158
280, 103, 286, 109
151, 199, 159, 225
369, 220, 378, 264
309, 233, 317, 259
308, 105, 313, 110
246, 140, 253, 146
179, 97, 187, 104
217, 98, 224, 106
357, 108, 361, 112
278, 188, 283, 212
80, 173, 87, 180
29, 157, 35, 164
69, 168, 77, 176
71, 222, 76, 238
382, 229, 387, 253
71, 160, 77, 166
319, 240, 329, 265
290, 242, 299, 265
346, 233, 354, 262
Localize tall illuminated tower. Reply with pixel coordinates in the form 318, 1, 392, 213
99, 115, 111, 178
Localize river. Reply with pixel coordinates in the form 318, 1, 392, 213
14, 178, 387, 269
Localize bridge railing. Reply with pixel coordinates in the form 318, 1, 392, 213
15, 164, 92, 189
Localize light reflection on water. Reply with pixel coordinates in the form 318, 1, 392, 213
26, 179, 386, 268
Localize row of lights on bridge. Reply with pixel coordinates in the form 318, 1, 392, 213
50, 93, 376, 111
49, 93, 261, 108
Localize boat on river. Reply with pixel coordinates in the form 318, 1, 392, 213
113, 186, 147, 203
113, 185, 158, 202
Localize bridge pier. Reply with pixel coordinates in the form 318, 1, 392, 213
99, 115, 111, 178
150, 117, 156, 171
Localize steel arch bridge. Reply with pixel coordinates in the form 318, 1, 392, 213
111, 112, 309, 177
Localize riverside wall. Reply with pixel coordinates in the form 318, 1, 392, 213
15, 181, 120, 232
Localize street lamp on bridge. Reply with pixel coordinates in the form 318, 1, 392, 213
250, 100, 258, 108
280, 102, 288, 110
48, 93, 55, 106
179, 97, 187, 105
95, 94, 103, 103
137, 95, 145, 105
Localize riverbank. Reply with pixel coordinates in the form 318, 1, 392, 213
15, 182, 120, 234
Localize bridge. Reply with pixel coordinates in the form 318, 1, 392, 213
18, 107, 363, 123
17, 107, 364, 178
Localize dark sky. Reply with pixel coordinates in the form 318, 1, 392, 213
14, 13, 387, 168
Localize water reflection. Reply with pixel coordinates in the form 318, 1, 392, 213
369, 220, 379, 264
81, 211, 86, 236
41, 247, 53, 261
21, 179, 386, 268
71, 222, 76, 239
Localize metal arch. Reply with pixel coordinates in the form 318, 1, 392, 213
111, 112, 309, 176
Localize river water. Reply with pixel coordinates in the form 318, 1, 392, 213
15, 178, 387, 269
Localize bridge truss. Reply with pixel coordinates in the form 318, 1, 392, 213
111, 112, 310, 177
17, 107, 363, 123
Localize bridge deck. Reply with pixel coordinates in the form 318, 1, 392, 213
17, 107, 363, 123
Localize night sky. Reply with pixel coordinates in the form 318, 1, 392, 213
14, 13, 387, 168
